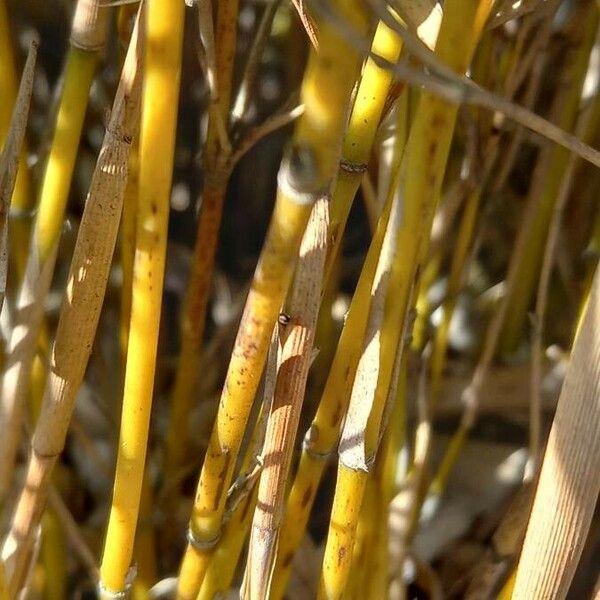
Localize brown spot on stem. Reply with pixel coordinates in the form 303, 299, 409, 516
300, 486, 313, 508
212, 453, 231, 511
331, 402, 342, 427
338, 546, 346, 566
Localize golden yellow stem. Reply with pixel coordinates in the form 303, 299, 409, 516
176, 3, 368, 597
40, 510, 66, 600
99, 2, 184, 595
0, 0, 108, 509
319, 2, 494, 598
0, 0, 33, 284
1, 7, 136, 594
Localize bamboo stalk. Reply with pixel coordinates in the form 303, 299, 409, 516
165, 0, 240, 474
267, 22, 416, 598
0, 0, 34, 284
0, 14, 140, 595
512, 265, 600, 599
324, 18, 403, 279
198, 487, 258, 599
365, 380, 405, 600
0, 0, 109, 504
269, 181, 391, 600
99, 2, 184, 595
175, 3, 369, 597
199, 344, 279, 600
318, 167, 408, 600
244, 198, 328, 600
318, 2, 493, 598
0, 40, 37, 312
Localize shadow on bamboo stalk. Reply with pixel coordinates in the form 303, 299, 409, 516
0, 12, 141, 596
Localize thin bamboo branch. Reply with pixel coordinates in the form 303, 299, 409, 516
231, 0, 282, 123
512, 265, 600, 599
230, 96, 303, 168
1, 14, 141, 594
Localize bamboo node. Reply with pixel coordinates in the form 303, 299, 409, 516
97, 576, 134, 599
9, 206, 36, 221
302, 436, 333, 461
339, 158, 368, 174
277, 144, 326, 205
186, 525, 221, 551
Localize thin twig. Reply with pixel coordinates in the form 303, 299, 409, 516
230, 95, 303, 167
47, 486, 99, 583
196, 0, 230, 153
231, 0, 282, 123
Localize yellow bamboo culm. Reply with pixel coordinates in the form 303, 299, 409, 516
165, 0, 240, 474
199, 401, 268, 599
40, 510, 67, 600
324, 19, 403, 277
319, 2, 494, 598
1, 9, 140, 595
98, 2, 184, 596
269, 192, 391, 600
268, 23, 406, 598
0, 0, 108, 507
175, 3, 369, 597
0, 0, 33, 282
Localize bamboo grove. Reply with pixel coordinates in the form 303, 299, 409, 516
0, 0, 599, 599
